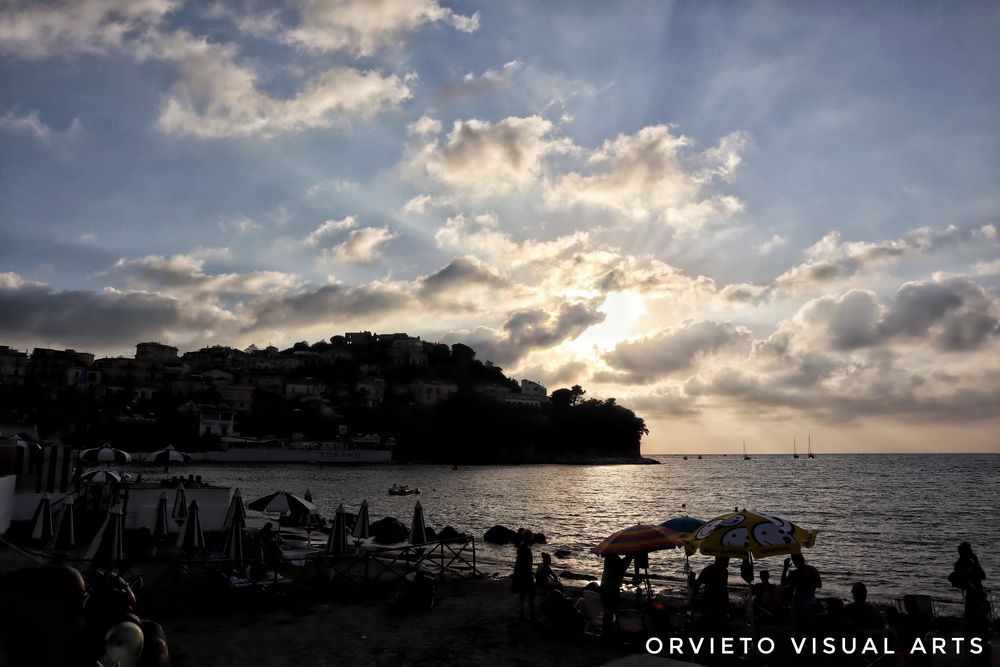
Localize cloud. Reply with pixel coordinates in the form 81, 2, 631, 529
796, 278, 1000, 352
0, 274, 234, 350
434, 212, 589, 268
548, 126, 748, 232
720, 283, 769, 303
156, 34, 411, 138
410, 115, 575, 196
322, 226, 397, 264
462, 300, 606, 366
108, 254, 303, 297
303, 216, 357, 246
601, 320, 752, 384
775, 226, 974, 292
755, 234, 786, 255
246, 280, 408, 331
417, 256, 510, 300
0, 109, 82, 147
0, 0, 172, 58
285, 0, 478, 56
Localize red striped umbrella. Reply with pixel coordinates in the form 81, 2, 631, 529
592, 523, 684, 555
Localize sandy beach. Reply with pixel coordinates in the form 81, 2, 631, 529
0, 543, 631, 666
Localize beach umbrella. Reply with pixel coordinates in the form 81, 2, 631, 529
409, 501, 427, 545
149, 445, 192, 472
81, 444, 132, 466
592, 524, 683, 555
85, 504, 125, 564
223, 488, 247, 530
152, 492, 170, 539
222, 509, 245, 569
660, 516, 705, 535
326, 504, 349, 556
682, 510, 818, 559
172, 483, 188, 524
247, 491, 316, 516
52, 496, 76, 549
176, 499, 206, 550
30, 493, 53, 543
352, 500, 371, 539
81, 469, 130, 484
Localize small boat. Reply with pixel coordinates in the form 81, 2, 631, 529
793, 436, 799, 459
743, 441, 751, 461
697, 455, 703, 460
683, 456, 688, 460
388, 485, 420, 496
807, 435, 815, 459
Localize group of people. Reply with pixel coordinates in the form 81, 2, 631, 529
512, 536, 993, 655
510, 532, 564, 622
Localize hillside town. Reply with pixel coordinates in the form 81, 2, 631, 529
0, 334, 555, 447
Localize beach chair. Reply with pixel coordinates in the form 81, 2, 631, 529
581, 590, 604, 636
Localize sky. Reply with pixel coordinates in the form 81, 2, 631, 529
1, 1, 998, 453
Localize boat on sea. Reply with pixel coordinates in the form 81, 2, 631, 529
388, 485, 420, 496
743, 441, 751, 461
793, 436, 799, 459
808, 435, 816, 459
190, 435, 394, 464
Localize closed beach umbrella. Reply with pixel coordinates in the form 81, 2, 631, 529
176, 499, 206, 550
81, 444, 132, 466
152, 492, 170, 539
352, 500, 371, 539
247, 491, 316, 516
592, 524, 683, 555
85, 504, 125, 564
223, 510, 245, 569
172, 483, 188, 523
150, 445, 192, 472
683, 510, 818, 559
409, 501, 427, 545
30, 493, 53, 543
52, 496, 76, 549
326, 504, 348, 556
224, 488, 247, 530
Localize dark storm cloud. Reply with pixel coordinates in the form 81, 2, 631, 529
245, 282, 408, 331
417, 256, 509, 299
0, 278, 227, 349
462, 300, 605, 366
600, 320, 752, 384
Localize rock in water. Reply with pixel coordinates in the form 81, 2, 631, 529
483, 525, 518, 544
371, 517, 409, 544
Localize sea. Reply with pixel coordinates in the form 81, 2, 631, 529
144, 454, 1000, 610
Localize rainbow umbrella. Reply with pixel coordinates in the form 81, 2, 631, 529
592, 524, 683, 555
682, 510, 817, 559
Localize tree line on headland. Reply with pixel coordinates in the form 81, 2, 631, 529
0, 335, 648, 463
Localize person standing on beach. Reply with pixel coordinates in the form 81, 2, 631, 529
949, 542, 989, 648
693, 557, 730, 626
782, 553, 822, 628
600, 553, 633, 637
511, 535, 536, 622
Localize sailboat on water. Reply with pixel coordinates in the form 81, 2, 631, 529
743, 441, 751, 461
807, 435, 815, 459
793, 436, 799, 459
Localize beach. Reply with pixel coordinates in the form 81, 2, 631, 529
0, 541, 627, 666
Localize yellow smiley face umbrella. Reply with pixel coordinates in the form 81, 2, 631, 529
682, 510, 817, 559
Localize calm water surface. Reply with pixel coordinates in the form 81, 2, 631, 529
148, 454, 999, 607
